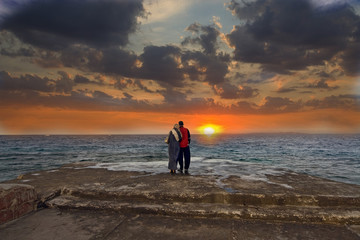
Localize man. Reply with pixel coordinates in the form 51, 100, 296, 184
177, 121, 191, 174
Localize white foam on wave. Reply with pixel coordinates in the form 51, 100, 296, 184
86, 157, 293, 189
88, 161, 166, 175
190, 158, 293, 189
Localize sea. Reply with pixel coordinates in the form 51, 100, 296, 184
0, 134, 359, 185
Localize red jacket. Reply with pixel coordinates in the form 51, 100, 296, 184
179, 127, 191, 148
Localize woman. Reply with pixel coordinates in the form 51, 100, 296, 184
165, 124, 182, 174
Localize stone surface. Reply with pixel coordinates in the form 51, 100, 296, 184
1, 162, 360, 239
1, 209, 359, 240
0, 184, 37, 224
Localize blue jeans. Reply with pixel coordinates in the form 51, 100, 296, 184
177, 146, 190, 170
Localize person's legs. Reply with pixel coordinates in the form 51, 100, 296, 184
177, 148, 184, 170
184, 146, 191, 170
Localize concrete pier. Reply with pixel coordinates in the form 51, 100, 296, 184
0, 162, 359, 239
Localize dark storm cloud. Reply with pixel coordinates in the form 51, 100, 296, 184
233, 71, 276, 85
230, 96, 303, 114
275, 87, 298, 93
53, 46, 138, 76
0, 86, 152, 111
55, 71, 75, 93
33, 51, 63, 68
226, 0, 360, 74
180, 22, 231, 92
0, 70, 54, 92
59, 46, 102, 69
306, 79, 339, 90
341, 42, 360, 75
230, 100, 258, 114
74, 74, 104, 86
0, 46, 35, 57
95, 48, 138, 77
1, 70, 358, 113
259, 96, 303, 113
114, 78, 154, 93
1, 0, 145, 50
63, 90, 150, 111
214, 83, 259, 99
182, 23, 221, 56
34, 43, 232, 97
119, 92, 151, 108
228, 0, 267, 21
12, 40, 230, 91
0, 70, 106, 94
182, 51, 230, 85
0, 31, 36, 57
158, 88, 188, 105
74, 75, 91, 84
231, 94, 360, 114
305, 94, 360, 110
137, 45, 184, 86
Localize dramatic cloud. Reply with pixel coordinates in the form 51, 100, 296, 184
114, 78, 154, 93
0, 70, 101, 94
214, 83, 259, 99
158, 88, 188, 105
93, 48, 138, 77
182, 23, 221, 56
137, 45, 184, 86
226, 0, 360, 74
305, 94, 360, 109
276, 87, 298, 94
74, 75, 91, 84
0, 70, 54, 92
2, 71, 358, 115
259, 96, 303, 113
231, 94, 360, 114
182, 51, 230, 85
306, 79, 339, 90
55, 71, 75, 93
1, 0, 145, 50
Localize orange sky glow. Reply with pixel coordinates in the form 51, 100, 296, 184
1, 107, 359, 134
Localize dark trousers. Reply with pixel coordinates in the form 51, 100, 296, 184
177, 146, 190, 170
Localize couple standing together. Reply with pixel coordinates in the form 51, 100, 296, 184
166, 121, 191, 175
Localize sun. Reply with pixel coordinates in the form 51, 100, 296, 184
204, 127, 215, 136
197, 124, 223, 136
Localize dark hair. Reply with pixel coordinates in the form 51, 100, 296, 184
179, 121, 184, 126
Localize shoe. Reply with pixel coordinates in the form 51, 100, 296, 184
185, 169, 189, 175
177, 169, 183, 174
170, 170, 176, 175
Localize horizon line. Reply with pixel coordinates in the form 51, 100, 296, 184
1, 132, 359, 136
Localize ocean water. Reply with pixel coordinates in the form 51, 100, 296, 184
0, 134, 359, 185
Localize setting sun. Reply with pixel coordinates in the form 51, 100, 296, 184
204, 127, 215, 136
198, 124, 223, 136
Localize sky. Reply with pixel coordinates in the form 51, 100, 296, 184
0, 0, 359, 134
